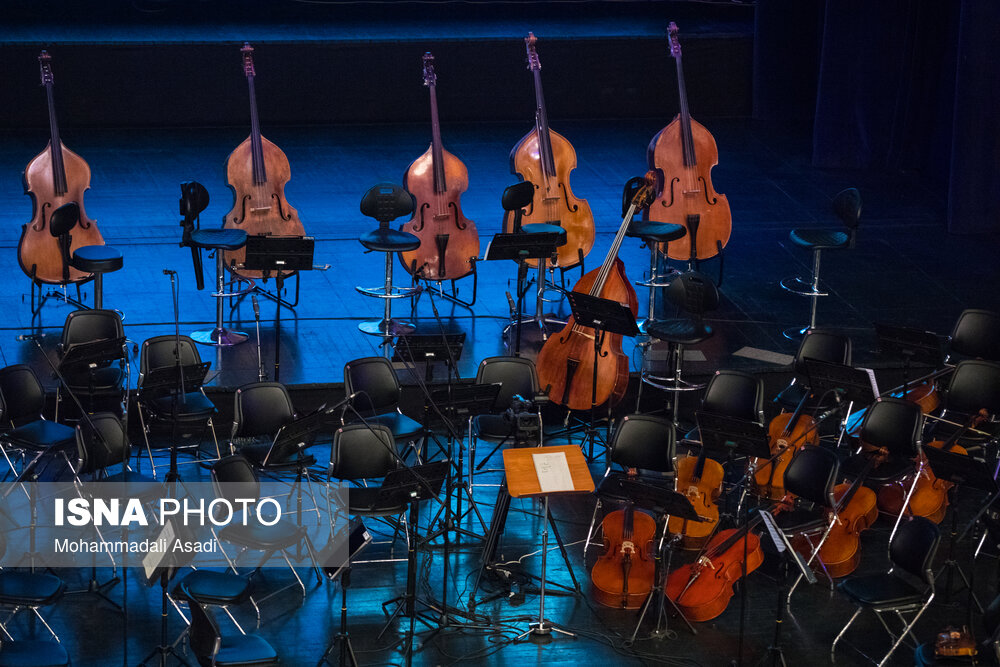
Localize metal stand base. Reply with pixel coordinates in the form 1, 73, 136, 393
358, 319, 416, 337
191, 327, 249, 346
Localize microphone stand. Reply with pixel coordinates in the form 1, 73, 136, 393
252, 295, 266, 381
164, 270, 185, 489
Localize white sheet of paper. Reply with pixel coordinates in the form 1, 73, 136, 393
532, 451, 574, 493
143, 519, 175, 580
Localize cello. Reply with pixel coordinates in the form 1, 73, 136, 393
223, 43, 306, 280
590, 502, 657, 609
534, 173, 648, 411
399, 53, 479, 282
505, 33, 595, 270
667, 449, 723, 549
646, 22, 731, 263
754, 396, 819, 500
20, 50, 104, 285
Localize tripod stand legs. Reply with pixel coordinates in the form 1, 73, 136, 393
318, 574, 358, 667
516, 497, 576, 641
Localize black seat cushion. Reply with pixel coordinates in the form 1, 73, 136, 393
521, 223, 569, 245
345, 486, 407, 517
148, 392, 216, 421
789, 228, 850, 250
211, 632, 279, 667
100, 470, 160, 494
218, 518, 304, 552
240, 443, 316, 471
839, 573, 926, 607
5, 420, 75, 452
62, 365, 125, 393
363, 412, 422, 441
597, 473, 673, 505
774, 507, 827, 533
840, 453, 914, 484
0, 640, 69, 667
359, 228, 420, 253
0, 572, 65, 606
174, 570, 251, 607
627, 220, 686, 243
190, 229, 248, 251
71, 245, 123, 274
647, 319, 713, 346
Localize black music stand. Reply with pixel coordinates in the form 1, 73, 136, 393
485, 232, 563, 356
392, 333, 465, 383
565, 291, 640, 460
242, 236, 315, 381
139, 361, 211, 481
695, 412, 771, 460
801, 358, 878, 406
58, 336, 127, 415
138, 520, 192, 667
876, 322, 944, 392
375, 461, 448, 667
319, 518, 373, 667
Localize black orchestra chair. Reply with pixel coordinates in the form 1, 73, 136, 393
74, 412, 157, 487
187, 599, 278, 667
682, 369, 765, 445
137, 334, 221, 476
0, 364, 76, 476
914, 591, 1000, 665
774, 329, 852, 411
343, 356, 424, 462
355, 183, 420, 340
930, 359, 1000, 450
780, 187, 861, 339
831, 516, 940, 667
584, 413, 676, 556
57, 308, 128, 417
70, 244, 123, 311
641, 271, 721, 427
947, 309, 1000, 362
170, 570, 256, 641
0, 531, 66, 645
622, 176, 686, 331
467, 356, 543, 488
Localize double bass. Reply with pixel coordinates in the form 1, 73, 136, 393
535, 174, 648, 411
20, 51, 104, 285
505, 33, 595, 270
223, 43, 306, 280
646, 22, 731, 262
399, 53, 479, 282
590, 502, 657, 609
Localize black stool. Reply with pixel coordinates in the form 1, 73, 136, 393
780, 188, 861, 339
355, 183, 421, 340
71, 245, 122, 310
190, 229, 254, 346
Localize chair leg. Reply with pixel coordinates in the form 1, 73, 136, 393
584, 498, 602, 557
831, 606, 863, 657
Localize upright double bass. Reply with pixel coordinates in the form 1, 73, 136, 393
399, 53, 479, 282
20, 51, 104, 285
505, 33, 594, 270
223, 43, 305, 279
535, 174, 648, 411
646, 22, 731, 262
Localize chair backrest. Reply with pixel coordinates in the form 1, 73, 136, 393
475, 356, 539, 411
187, 600, 223, 661
232, 382, 295, 439
949, 309, 1000, 362
945, 360, 1000, 416
140, 334, 204, 374
701, 370, 764, 423
859, 397, 923, 458
49, 201, 79, 238
211, 455, 260, 502
794, 330, 852, 380
329, 423, 397, 481
76, 412, 129, 475
360, 183, 415, 227
889, 516, 940, 584
783, 445, 839, 508
344, 357, 401, 416
832, 187, 861, 246
0, 364, 46, 425
609, 414, 675, 473
61, 309, 124, 348
665, 271, 720, 318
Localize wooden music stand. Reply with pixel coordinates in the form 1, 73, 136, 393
503, 444, 594, 640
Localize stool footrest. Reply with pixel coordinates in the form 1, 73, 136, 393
213, 275, 256, 299
640, 371, 706, 393
780, 276, 828, 297
355, 285, 422, 299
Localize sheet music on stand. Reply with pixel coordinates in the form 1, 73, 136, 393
802, 358, 879, 405
532, 451, 574, 493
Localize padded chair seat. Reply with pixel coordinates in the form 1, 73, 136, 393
100, 470, 160, 493
71, 245, 123, 274
0, 640, 69, 667
345, 486, 408, 517
364, 412, 422, 441
774, 507, 827, 533
627, 220, 686, 243
521, 223, 569, 245
174, 570, 251, 607
471, 414, 516, 441
838, 572, 926, 608
0, 572, 65, 607
359, 228, 420, 253
148, 392, 216, 420
5, 420, 75, 452
789, 228, 850, 250
190, 229, 248, 252
647, 319, 713, 346
841, 453, 914, 484
597, 473, 673, 505
218, 518, 304, 551
239, 442, 316, 471
62, 365, 125, 393
209, 633, 279, 667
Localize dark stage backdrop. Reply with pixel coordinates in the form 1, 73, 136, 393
754, 0, 1000, 235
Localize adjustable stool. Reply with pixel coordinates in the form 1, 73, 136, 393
522, 222, 568, 335
356, 183, 421, 339
780, 187, 861, 339
71, 245, 122, 310
190, 229, 254, 346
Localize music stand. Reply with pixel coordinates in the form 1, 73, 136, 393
695, 412, 771, 460
801, 358, 878, 406
139, 363, 210, 396
876, 323, 944, 393
565, 291, 640, 460
392, 333, 466, 383
139, 520, 192, 667
58, 336, 127, 415
485, 232, 563, 357
319, 518, 373, 667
